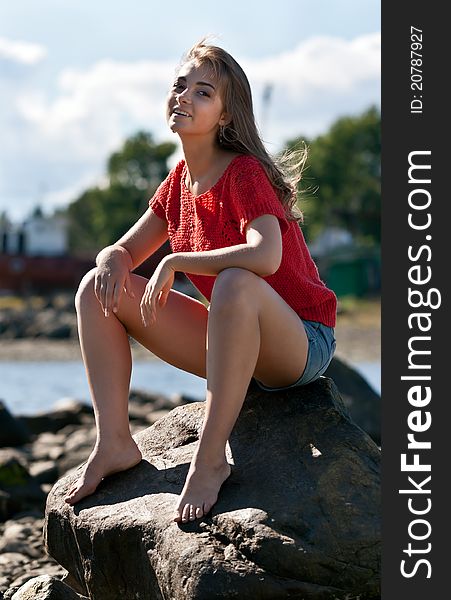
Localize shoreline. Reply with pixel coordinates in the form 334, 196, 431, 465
0, 338, 159, 363
0, 323, 380, 365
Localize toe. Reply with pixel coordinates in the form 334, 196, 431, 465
182, 504, 191, 523
64, 488, 76, 502
195, 506, 203, 519
66, 490, 79, 504
173, 508, 182, 522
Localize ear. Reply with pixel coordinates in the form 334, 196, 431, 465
219, 111, 232, 127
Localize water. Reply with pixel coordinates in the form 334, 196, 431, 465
352, 361, 381, 395
0, 359, 380, 416
0, 359, 207, 416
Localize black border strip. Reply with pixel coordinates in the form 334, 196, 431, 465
382, 2, 447, 597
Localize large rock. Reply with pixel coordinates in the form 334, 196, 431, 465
324, 357, 381, 445
18, 400, 94, 436
0, 449, 46, 521
8, 575, 87, 599
18, 392, 190, 437
0, 401, 30, 447
44, 377, 381, 599
0, 512, 68, 595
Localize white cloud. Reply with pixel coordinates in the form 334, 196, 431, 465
244, 32, 380, 140
15, 58, 176, 161
0, 32, 380, 222
0, 36, 47, 65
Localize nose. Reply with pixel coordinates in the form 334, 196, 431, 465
176, 87, 192, 104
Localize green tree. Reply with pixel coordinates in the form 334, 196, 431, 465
67, 131, 176, 254
108, 131, 175, 190
288, 106, 381, 245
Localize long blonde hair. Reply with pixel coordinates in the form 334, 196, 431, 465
178, 38, 308, 224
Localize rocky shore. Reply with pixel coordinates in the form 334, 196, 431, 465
0, 391, 193, 598
0, 359, 381, 599
0, 295, 380, 598
0, 295, 77, 342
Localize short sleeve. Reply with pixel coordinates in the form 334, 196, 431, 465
231, 158, 289, 236
148, 172, 172, 220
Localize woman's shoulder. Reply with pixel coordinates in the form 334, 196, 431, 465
228, 155, 272, 189
170, 159, 186, 178
232, 153, 262, 168
158, 159, 185, 191
228, 154, 267, 179
153, 160, 184, 200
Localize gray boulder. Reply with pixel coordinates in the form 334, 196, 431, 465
0, 449, 46, 521
0, 512, 68, 595
18, 400, 94, 436
8, 575, 87, 599
44, 377, 381, 599
0, 401, 30, 447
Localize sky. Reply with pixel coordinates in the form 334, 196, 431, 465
0, 0, 380, 223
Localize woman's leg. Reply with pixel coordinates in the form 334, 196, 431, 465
66, 266, 310, 519
174, 267, 310, 523
64, 268, 209, 504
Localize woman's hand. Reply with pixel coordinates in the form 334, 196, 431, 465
94, 246, 135, 317
140, 257, 175, 326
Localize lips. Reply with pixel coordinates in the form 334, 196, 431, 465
172, 107, 191, 117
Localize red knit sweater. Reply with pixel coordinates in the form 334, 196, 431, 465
149, 154, 337, 327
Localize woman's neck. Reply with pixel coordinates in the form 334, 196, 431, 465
180, 138, 224, 181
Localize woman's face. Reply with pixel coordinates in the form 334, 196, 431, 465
166, 60, 229, 139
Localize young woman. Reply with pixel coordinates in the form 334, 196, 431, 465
64, 39, 337, 524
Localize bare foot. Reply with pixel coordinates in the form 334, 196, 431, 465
173, 460, 232, 523
64, 438, 142, 505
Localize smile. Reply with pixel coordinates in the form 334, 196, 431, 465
172, 109, 191, 117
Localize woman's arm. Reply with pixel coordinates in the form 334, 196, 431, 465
166, 214, 282, 277
139, 214, 282, 326
93, 208, 168, 316
96, 207, 169, 271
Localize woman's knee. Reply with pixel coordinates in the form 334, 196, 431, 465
74, 267, 98, 311
211, 268, 261, 310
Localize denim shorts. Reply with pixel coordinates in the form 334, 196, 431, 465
253, 319, 336, 391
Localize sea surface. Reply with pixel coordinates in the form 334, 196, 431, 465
0, 359, 380, 416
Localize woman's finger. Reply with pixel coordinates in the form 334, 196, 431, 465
124, 271, 135, 299
140, 286, 150, 326
99, 280, 107, 313
100, 273, 109, 311
112, 279, 121, 313
103, 278, 111, 316
139, 297, 146, 326
94, 273, 102, 306
159, 287, 169, 308
150, 284, 158, 323
159, 274, 173, 308
147, 287, 155, 324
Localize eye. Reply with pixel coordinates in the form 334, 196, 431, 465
197, 90, 210, 97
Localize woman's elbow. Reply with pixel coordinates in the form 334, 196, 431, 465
257, 249, 282, 277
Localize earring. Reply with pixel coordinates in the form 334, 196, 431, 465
219, 125, 224, 144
